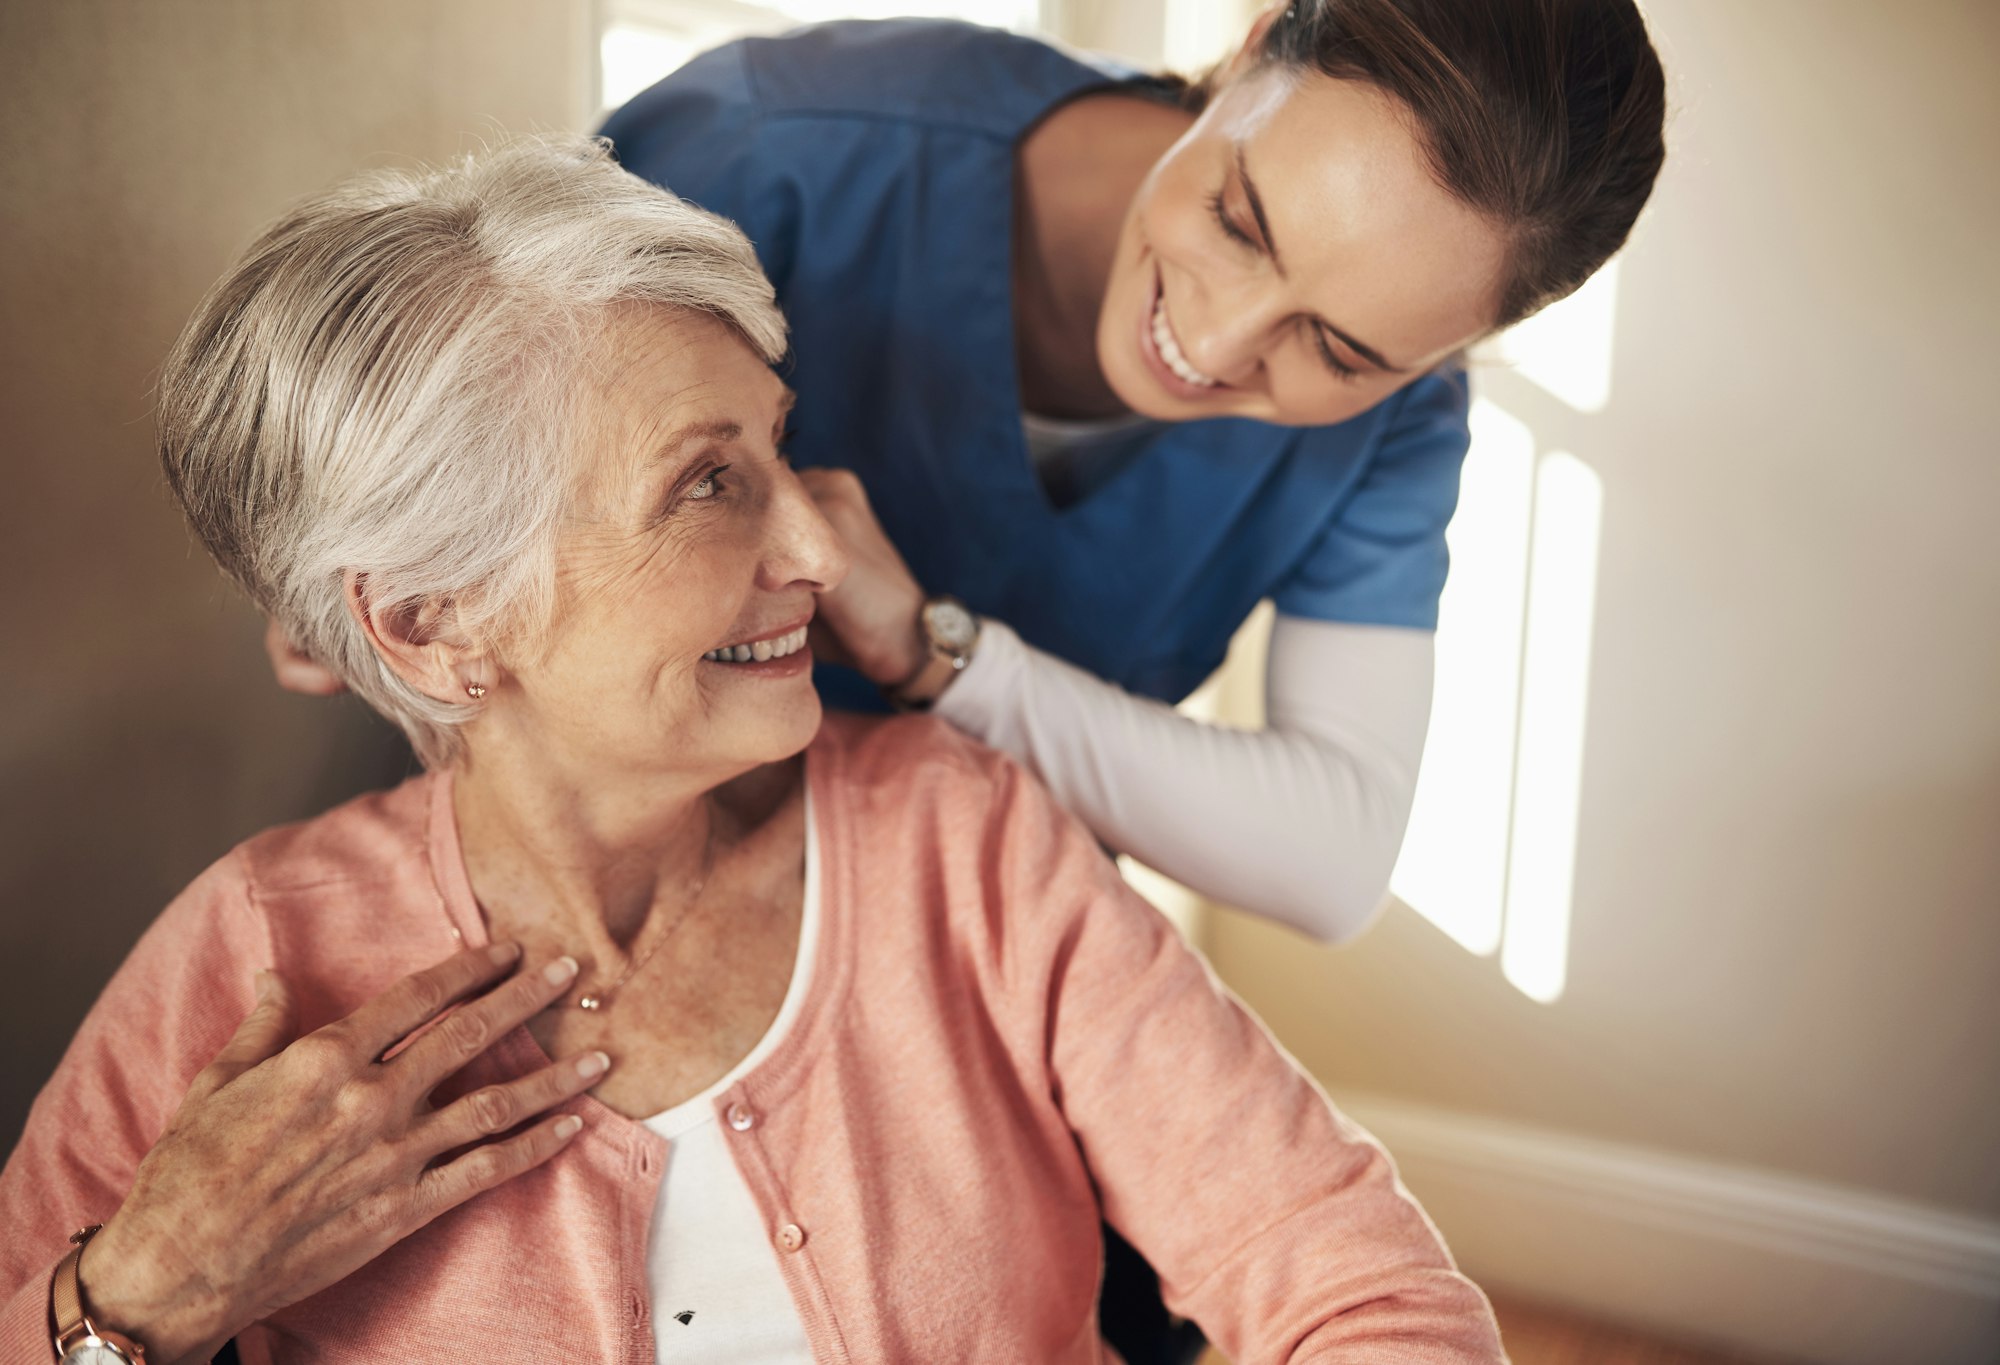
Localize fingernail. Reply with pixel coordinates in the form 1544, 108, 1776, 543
544, 955, 579, 985
554, 1115, 584, 1139
488, 942, 520, 965
575, 1050, 609, 1079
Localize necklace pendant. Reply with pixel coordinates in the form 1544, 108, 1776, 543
577, 994, 604, 1011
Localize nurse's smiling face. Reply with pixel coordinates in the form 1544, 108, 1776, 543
1096, 66, 1510, 427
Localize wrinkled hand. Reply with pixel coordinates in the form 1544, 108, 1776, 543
263, 617, 346, 695
81, 945, 605, 1365
796, 467, 929, 686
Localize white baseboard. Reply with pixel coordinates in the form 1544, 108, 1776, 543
1335, 1091, 2000, 1365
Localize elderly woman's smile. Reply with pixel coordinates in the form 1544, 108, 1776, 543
701, 624, 812, 667
453, 306, 845, 786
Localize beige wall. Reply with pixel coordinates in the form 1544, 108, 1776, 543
0, 0, 592, 1151
1206, 0, 2000, 1219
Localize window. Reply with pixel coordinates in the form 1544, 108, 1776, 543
1389, 263, 1621, 1002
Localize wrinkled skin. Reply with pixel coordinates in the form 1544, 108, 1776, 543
84, 946, 601, 1364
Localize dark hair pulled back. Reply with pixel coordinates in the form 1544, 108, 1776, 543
1213, 0, 1666, 329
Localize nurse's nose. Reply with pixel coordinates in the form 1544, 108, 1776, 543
1176, 278, 1290, 389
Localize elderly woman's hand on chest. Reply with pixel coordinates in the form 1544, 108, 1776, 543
77, 945, 602, 1364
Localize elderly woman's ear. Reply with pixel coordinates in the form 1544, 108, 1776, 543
341, 569, 491, 705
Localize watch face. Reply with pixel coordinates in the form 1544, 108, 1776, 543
63, 1340, 134, 1365
924, 599, 978, 651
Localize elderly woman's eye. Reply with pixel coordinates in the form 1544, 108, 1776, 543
687, 466, 730, 501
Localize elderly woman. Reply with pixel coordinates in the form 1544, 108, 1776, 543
1, 137, 1501, 1365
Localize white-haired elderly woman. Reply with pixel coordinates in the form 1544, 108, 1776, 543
0, 137, 1502, 1365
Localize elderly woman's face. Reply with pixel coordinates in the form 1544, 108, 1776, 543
493, 306, 846, 780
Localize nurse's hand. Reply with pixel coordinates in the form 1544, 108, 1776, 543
264, 617, 347, 695
797, 468, 931, 686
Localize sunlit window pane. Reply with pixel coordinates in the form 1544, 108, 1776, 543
1494, 260, 1621, 414
602, 24, 703, 110
1390, 398, 1536, 956
1501, 451, 1604, 1003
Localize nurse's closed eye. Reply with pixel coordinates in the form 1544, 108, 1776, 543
1310, 328, 1361, 381
1209, 187, 1256, 250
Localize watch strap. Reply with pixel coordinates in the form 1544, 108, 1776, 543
51, 1230, 91, 1351
883, 649, 965, 713
51, 1225, 146, 1363
884, 597, 979, 712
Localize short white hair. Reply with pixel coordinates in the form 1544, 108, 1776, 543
158, 134, 786, 766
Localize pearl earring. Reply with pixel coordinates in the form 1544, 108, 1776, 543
464, 681, 487, 699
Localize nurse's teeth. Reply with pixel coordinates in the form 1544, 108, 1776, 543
1152, 294, 1217, 388
703, 626, 810, 663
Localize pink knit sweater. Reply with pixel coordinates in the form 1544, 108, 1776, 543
2, 713, 1502, 1363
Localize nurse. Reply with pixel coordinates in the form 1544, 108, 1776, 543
595, 0, 1666, 944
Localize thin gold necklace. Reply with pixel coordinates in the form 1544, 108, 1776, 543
556, 807, 721, 1012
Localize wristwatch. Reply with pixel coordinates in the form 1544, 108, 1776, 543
51, 1225, 148, 1364
885, 595, 981, 711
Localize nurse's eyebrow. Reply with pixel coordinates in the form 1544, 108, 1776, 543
1235, 146, 1410, 376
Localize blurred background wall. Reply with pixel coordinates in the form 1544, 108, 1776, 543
0, 0, 594, 1161
2, 3, 1995, 1363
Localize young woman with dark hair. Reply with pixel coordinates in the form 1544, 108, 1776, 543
592, 0, 1665, 954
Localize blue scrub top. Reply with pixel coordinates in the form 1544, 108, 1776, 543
600, 19, 1470, 710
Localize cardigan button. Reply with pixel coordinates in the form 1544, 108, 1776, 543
777, 1222, 806, 1252
726, 1102, 756, 1131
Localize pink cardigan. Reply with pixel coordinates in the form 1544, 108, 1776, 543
1, 713, 1503, 1363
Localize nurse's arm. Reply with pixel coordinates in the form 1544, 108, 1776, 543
936, 613, 1432, 943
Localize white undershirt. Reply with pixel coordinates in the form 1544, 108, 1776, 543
934, 614, 1434, 943
640, 794, 819, 1363
1019, 409, 1156, 509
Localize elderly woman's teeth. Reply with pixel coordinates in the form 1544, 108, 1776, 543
703, 625, 809, 663
1152, 294, 1218, 388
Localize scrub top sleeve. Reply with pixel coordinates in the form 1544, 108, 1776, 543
1271, 366, 1473, 631
597, 46, 802, 292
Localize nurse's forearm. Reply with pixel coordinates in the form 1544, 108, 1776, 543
934, 616, 1435, 943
